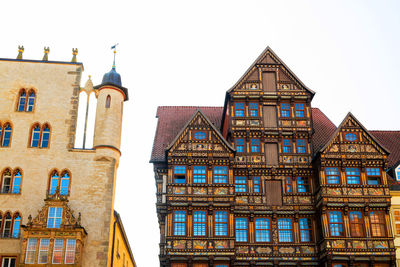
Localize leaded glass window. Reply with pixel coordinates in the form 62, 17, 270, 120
193, 166, 206, 183
65, 239, 76, 264
214, 166, 227, 184
52, 239, 63, 264
299, 218, 312, 242
215, 211, 228, 236
349, 211, 364, 237
235, 176, 247, 192
25, 238, 37, 264
173, 211, 186, 236
328, 211, 344, 236
235, 218, 248, 242
370, 211, 386, 237
278, 218, 293, 242
326, 167, 340, 184
255, 218, 271, 242
47, 207, 63, 228
38, 238, 50, 264
346, 168, 360, 184
193, 211, 206, 236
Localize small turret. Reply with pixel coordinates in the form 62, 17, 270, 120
93, 49, 128, 154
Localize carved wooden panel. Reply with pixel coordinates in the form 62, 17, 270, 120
265, 180, 283, 206
263, 105, 277, 128
262, 72, 276, 92
265, 143, 278, 166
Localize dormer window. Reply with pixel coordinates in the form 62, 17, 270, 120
47, 207, 63, 228
193, 131, 206, 140
344, 133, 357, 142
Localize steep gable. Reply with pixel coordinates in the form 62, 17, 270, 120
320, 113, 389, 158
167, 110, 234, 159
228, 46, 315, 96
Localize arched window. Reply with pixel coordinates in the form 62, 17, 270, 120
49, 170, 70, 196
3, 213, 12, 238
18, 90, 27, 111
30, 123, 51, 148
27, 91, 36, 112
17, 89, 35, 112
106, 95, 111, 108
1, 168, 22, 194
12, 213, 21, 238
1, 123, 12, 147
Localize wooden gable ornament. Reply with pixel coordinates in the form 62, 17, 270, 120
320, 112, 390, 158
228, 46, 315, 96
167, 110, 235, 157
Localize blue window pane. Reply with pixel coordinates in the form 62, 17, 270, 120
329, 211, 343, 236
366, 168, 380, 176
297, 139, 306, 153
345, 133, 357, 141
214, 166, 227, 183
193, 211, 206, 236
251, 139, 260, 153
27, 92, 35, 112
254, 177, 260, 193
250, 103, 258, 117
174, 166, 186, 184
2, 125, 12, 147
299, 218, 311, 242
282, 139, 291, 153
193, 166, 206, 183
174, 166, 186, 174
215, 211, 228, 236
235, 176, 247, 192
31, 126, 41, 147
235, 218, 248, 242
255, 218, 270, 242
47, 207, 63, 228
235, 103, 245, 117
346, 168, 360, 184
50, 172, 59, 194
278, 218, 293, 242
281, 103, 290, 118
41, 126, 50, 148
326, 167, 340, 184
60, 172, 70, 195
236, 138, 245, 153
12, 171, 21, 194
295, 103, 305, 117
174, 211, 186, 236
286, 177, 292, 193
194, 131, 206, 140
18, 91, 26, 111
12, 216, 21, 238
297, 177, 308, 193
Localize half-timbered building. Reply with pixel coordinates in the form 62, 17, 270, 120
150, 46, 400, 267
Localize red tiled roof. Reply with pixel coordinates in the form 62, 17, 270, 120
370, 131, 400, 167
150, 106, 224, 162
311, 108, 337, 154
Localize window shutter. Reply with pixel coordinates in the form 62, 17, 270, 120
262, 72, 276, 92
263, 106, 277, 128
265, 180, 283, 206
265, 143, 278, 166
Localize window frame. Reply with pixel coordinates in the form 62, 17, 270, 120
193, 211, 207, 237
235, 138, 245, 153
282, 139, 291, 153
17, 89, 36, 112
213, 166, 228, 184
234, 176, 247, 193
250, 138, 260, 153
193, 166, 207, 184
253, 176, 261, 193
326, 167, 340, 185
234, 103, 245, 117
285, 176, 292, 193
29, 123, 51, 149
249, 103, 258, 117
214, 211, 228, 236
328, 211, 344, 237
25, 238, 38, 264
1, 257, 17, 267
295, 103, 305, 118
343, 132, 358, 142
52, 239, 64, 264
345, 168, 361, 185
370, 211, 386, 237
193, 131, 207, 140
296, 176, 309, 193
366, 167, 381, 185
64, 239, 76, 264
255, 217, 271, 242
47, 207, 63, 229
299, 217, 313, 242
349, 211, 364, 237
235, 217, 248, 242
1, 168, 22, 194
173, 210, 186, 236
1, 123, 12, 147
277, 218, 293, 242
173, 165, 186, 184
393, 209, 400, 235
280, 103, 290, 118
48, 169, 71, 196
38, 238, 50, 264
296, 139, 306, 154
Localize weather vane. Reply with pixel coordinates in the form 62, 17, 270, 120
111, 43, 119, 68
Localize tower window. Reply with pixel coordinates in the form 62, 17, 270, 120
17, 89, 36, 112
106, 95, 111, 108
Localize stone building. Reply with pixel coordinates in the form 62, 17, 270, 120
0, 48, 135, 266
150, 46, 400, 266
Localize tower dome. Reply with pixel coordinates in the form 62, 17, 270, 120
101, 66, 122, 87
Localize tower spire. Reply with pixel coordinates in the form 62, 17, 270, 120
111, 43, 119, 69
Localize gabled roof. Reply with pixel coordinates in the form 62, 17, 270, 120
369, 131, 400, 167
150, 106, 224, 163
311, 108, 337, 154
227, 46, 315, 96
319, 112, 390, 155
166, 109, 235, 153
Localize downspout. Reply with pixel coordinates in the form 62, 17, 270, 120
110, 218, 117, 267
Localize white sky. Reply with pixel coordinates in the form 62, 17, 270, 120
2, 1, 400, 266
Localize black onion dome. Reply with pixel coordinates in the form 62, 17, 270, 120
102, 66, 122, 87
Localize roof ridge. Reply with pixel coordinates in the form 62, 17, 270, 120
370, 130, 400, 133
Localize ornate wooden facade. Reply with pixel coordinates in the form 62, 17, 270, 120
150, 47, 397, 267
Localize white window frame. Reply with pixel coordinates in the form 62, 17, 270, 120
52, 239, 64, 264
64, 239, 76, 264
1, 257, 17, 267
25, 238, 37, 264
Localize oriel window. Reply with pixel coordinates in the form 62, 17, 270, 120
38, 238, 50, 264
52, 239, 64, 264
25, 238, 38, 264
65, 239, 77, 264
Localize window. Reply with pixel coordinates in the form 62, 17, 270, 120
235, 218, 248, 242
285, 176, 292, 193
193, 211, 206, 236
106, 95, 111, 108
299, 218, 312, 242
370, 211, 386, 237
295, 103, 305, 118
194, 131, 206, 140
1, 123, 12, 147
25, 238, 37, 264
326, 167, 340, 184
215, 211, 228, 236
253, 176, 260, 193
278, 218, 293, 242
65, 239, 76, 264
52, 239, 63, 264
328, 211, 344, 236
235, 103, 245, 117
47, 207, 63, 228
297, 139, 306, 153
17, 89, 36, 112
393, 210, 400, 235
193, 166, 206, 183
173, 211, 186, 236
250, 138, 260, 153
38, 238, 50, 264
346, 168, 360, 184
344, 133, 357, 141
1, 257, 16, 267
281, 103, 290, 118
49, 170, 70, 196
297, 177, 309, 193
349, 211, 364, 237
214, 166, 227, 184
12, 214, 21, 238
249, 103, 258, 117
1, 169, 22, 194
0, 212, 20, 238
2, 213, 12, 238
174, 166, 186, 184
30, 124, 51, 148
215, 265, 229, 267
255, 218, 271, 242
235, 176, 247, 192
366, 168, 381, 185
282, 139, 291, 153
235, 138, 245, 153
